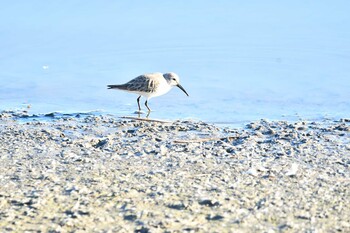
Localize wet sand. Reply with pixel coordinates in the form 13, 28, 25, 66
0, 111, 349, 232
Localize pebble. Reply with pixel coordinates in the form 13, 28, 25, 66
0, 111, 349, 232
285, 163, 300, 177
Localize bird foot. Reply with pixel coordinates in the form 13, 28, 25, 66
134, 110, 144, 114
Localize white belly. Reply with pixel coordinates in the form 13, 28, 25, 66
127, 81, 172, 99
148, 81, 172, 98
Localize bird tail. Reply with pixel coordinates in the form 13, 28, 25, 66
107, 85, 123, 89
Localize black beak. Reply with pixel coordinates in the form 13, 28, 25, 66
177, 84, 189, 96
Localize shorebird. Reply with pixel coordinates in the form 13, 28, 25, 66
107, 72, 189, 112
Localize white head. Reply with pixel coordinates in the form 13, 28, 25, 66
163, 72, 180, 86
163, 72, 189, 96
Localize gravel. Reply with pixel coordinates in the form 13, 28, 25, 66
0, 111, 349, 232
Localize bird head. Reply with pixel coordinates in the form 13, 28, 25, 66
163, 72, 189, 96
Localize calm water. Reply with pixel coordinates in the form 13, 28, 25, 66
1, 1, 350, 126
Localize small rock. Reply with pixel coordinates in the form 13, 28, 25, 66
206, 215, 224, 221
94, 138, 109, 149
167, 202, 186, 210
246, 167, 259, 177
198, 199, 220, 207
124, 214, 137, 221
285, 163, 299, 177
159, 145, 168, 156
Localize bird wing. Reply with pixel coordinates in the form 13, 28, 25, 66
123, 74, 160, 93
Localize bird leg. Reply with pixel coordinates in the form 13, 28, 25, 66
137, 96, 141, 111
145, 100, 151, 112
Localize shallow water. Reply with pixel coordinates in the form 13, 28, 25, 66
1, 1, 350, 126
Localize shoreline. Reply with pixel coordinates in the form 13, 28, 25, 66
0, 111, 349, 232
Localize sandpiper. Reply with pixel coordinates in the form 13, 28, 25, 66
107, 72, 189, 112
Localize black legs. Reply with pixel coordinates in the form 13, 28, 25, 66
145, 100, 151, 112
137, 96, 141, 111
137, 96, 151, 112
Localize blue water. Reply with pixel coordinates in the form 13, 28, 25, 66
1, 1, 350, 125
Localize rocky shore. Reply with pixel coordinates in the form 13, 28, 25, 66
0, 111, 349, 232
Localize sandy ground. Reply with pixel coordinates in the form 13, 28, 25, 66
0, 111, 349, 232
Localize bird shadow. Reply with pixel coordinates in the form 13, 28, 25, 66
121, 111, 171, 123
133, 110, 151, 118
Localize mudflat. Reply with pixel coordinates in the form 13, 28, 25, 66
0, 111, 349, 232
